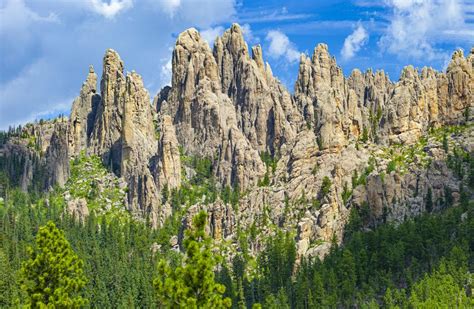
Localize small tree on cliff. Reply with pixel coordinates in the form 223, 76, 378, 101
20, 221, 88, 308
154, 211, 231, 308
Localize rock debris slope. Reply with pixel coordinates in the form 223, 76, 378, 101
1, 23, 472, 258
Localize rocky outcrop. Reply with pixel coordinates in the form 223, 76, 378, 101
180, 199, 236, 244
90, 49, 125, 173
66, 198, 89, 223
69, 65, 100, 157
44, 121, 70, 189
214, 25, 302, 154
295, 44, 473, 148
295, 44, 353, 149
156, 115, 181, 190
157, 27, 266, 190
444, 49, 473, 123
1, 23, 472, 261
121, 71, 161, 220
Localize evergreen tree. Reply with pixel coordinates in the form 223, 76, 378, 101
425, 187, 433, 212
20, 221, 88, 308
339, 250, 356, 305
154, 211, 231, 308
408, 262, 473, 308
0, 250, 17, 307
321, 176, 332, 198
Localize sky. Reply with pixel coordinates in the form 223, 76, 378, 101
0, 0, 473, 130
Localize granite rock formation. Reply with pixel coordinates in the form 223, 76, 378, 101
69, 65, 100, 157
1, 23, 472, 259
90, 49, 126, 174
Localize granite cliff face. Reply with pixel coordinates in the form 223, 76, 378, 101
69, 65, 100, 157
1, 24, 472, 258
157, 27, 266, 190
295, 45, 473, 148
89, 49, 126, 174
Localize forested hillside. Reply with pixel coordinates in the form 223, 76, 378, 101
1, 182, 472, 307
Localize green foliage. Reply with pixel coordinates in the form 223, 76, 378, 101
20, 221, 88, 308
444, 185, 453, 208
66, 152, 128, 221
352, 170, 360, 189
0, 250, 17, 307
258, 173, 270, 187
153, 119, 161, 140
258, 151, 278, 187
0, 131, 9, 145
408, 257, 473, 308
442, 133, 449, 153
190, 156, 214, 185
260, 151, 277, 174
259, 231, 296, 295
222, 199, 474, 308
316, 137, 323, 150
386, 160, 397, 174
220, 185, 240, 210
361, 126, 369, 143
341, 182, 352, 205
320, 176, 331, 197
446, 146, 470, 179
425, 187, 433, 212
311, 197, 321, 210
1, 189, 161, 308
154, 211, 231, 308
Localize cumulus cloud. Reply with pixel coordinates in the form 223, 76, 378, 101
379, 0, 474, 60
0, 0, 240, 129
265, 30, 300, 63
241, 23, 259, 44
155, 0, 181, 17
88, 0, 133, 19
341, 23, 369, 60
200, 26, 225, 46
0, 0, 58, 36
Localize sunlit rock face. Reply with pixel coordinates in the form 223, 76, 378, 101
2, 24, 472, 259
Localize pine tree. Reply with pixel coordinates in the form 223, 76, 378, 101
154, 211, 231, 308
0, 250, 16, 307
408, 261, 473, 308
425, 187, 433, 212
339, 250, 356, 306
20, 221, 88, 308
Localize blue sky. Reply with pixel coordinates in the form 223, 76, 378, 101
0, 0, 473, 129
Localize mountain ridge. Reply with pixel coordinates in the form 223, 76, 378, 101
0, 23, 472, 260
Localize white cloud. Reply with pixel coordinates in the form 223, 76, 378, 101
155, 0, 181, 17
265, 30, 300, 63
239, 6, 311, 23
341, 23, 369, 60
88, 0, 133, 19
200, 26, 225, 46
0, 0, 239, 129
0, 0, 58, 36
241, 23, 259, 44
379, 0, 473, 60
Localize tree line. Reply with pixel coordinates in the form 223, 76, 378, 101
1, 186, 472, 308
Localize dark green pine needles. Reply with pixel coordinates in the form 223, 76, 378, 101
154, 211, 232, 308
20, 221, 88, 308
